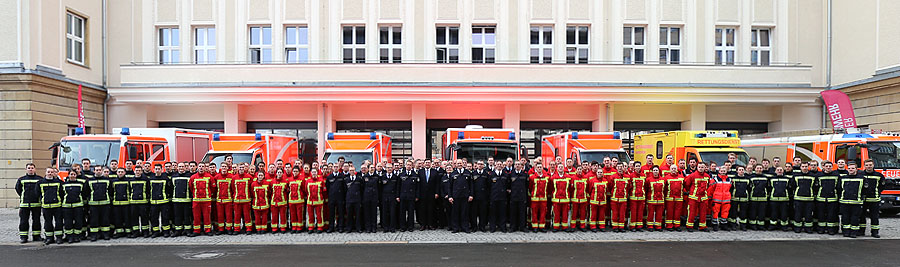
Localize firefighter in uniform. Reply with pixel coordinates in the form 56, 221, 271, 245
270, 169, 290, 233
129, 168, 151, 238
684, 162, 711, 232
471, 161, 491, 232
628, 162, 647, 231
62, 171, 87, 243
15, 163, 42, 243
362, 165, 381, 233
448, 159, 474, 233
508, 161, 529, 232
646, 166, 666, 231
345, 167, 364, 233
550, 164, 571, 232
861, 159, 885, 238
790, 162, 816, 233
729, 166, 751, 231
37, 168, 64, 244
251, 172, 271, 233
815, 161, 840, 235
609, 163, 630, 232
398, 161, 419, 232
587, 166, 609, 232
664, 164, 684, 231
489, 162, 510, 232
305, 170, 327, 233
86, 167, 112, 241
570, 165, 590, 231
749, 165, 769, 230
189, 163, 215, 236
837, 162, 864, 238
709, 167, 732, 231
326, 164, 347, 233
171, 163, 193, 237
232, 165, 254, 234
110, 168, 131, 238
214, 165, 234, 235
380, 164, 399, 232
288, 167, 307, 233
148, 164, 172, 237
529, 162, 550, 232
768, 167, 791, 231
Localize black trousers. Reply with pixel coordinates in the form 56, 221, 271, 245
769, 201, 789, 226
362, 201, 378, 231
440, 199, 451, 228
150, 204, 172, 232
381, 199, 398, 231
509, 201, 528, 231
490, 200, 508, 231
328, 201, 346, 231
793, 201, 815, 228
131, 204, 150, 232
172, 202, 192, 231
816, 201, 839, 229
730, 201, 749, 225
112, 205, 131, 233
749, 201, 767, 226
345, 202, 362, 231
862, 201, 881, 232
418, 196, 436, 228
399, 199, 416, 230
42, 208, 63, 238
840, 204, 863, 231
18, 207, 41, 239
89, 205, 111, 234
63, 207, 84, 236
470, 199, 489, 231
450, 198, 469, 232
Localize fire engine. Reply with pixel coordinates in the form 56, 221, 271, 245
323, 132, 392, 168
442, 125, 525, 162
541, 131, 630, 164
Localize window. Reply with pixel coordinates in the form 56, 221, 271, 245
158, 27, 180, 64
472, 26, 496, 63
751, 28, 771, 66
151, 144, 166, 161
623, 26, 645, 64
249, 26, 272, 64
659, 26, 681, 64
194, 27, 216, 64
342, 25, 366, 63
656, 141, 664, 159
566, 26, 589, 64
379, 26, 402, 63
436, 26, 459, 63
715, 27, 736, 65
285, 26, 309, 63
66, 12, 86, 65
530, 25, 553, 64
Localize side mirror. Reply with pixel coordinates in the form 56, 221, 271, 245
129, 146, 138, 159
847, 146, 859, 160
450, 144, 461, 151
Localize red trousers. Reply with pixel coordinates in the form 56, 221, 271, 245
588, 204, 608, 229
289, 203, 305, 230
253, 209, 269, 231
552, 202, 570, 229
686, 199, 709, 229
232, 202, 252, 232
191, 201, 212, 233
611, 201, 628, 229
647, 203, 664, 229
712, 202, 731, 220
629, 200, 645, 229
271, 205, 287, 232
530, 201, 547, 229
307, 204, 324, 231
665, 200, 684, 228
215, 202, 233, 231
571, 202, 588, 228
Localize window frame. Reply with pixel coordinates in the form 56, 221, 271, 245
378, 25, 402, 63
342, 25, 366, 63
471, 25, 496, 64
249, 26, 273, 64
715, 27, 737, 65
157, 27, 180, 64
285, 25, 310, 63
530, 25, 553, 64
566, 25, 589, 64
750, 28, 772, 66
435, 25, 460, 63
623, 26, 645, 64
659, 26, 681, 64
193, 27, 216, 64
66, 12, 87, 65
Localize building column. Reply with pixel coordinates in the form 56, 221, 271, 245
503, 103, 521, 138
223, 104, 246, 134
317, 103, 334, 162
682, 104, 706, 130
412, 104, 427, 159
592, 103, 611, 132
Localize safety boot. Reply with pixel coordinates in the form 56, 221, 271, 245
872, 230, 880, 238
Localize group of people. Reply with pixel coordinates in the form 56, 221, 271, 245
15, 153, 886, 245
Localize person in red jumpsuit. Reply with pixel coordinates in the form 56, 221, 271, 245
189, 163, 215, 236
664, 163, 685, 231
569, 165, 589, 232
231, 164, 253, 234
609, 163, 630, 232
250, 172, 270, 233
709, 166, 732, 231
528, 162, 550, 232
684, 162, 712, 232
550, 165, 571, 231
305, 169, 327, 233
628, 161, 647, 231
646, 166, 666, 231
587, 168, 609, 232
213, 164, 234, 235
639, 154, 655, 177
288, 167, 307, 233
269, 169, 289, 233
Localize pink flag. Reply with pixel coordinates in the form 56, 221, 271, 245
77, 84, 85, 128
820, 90, 856, 129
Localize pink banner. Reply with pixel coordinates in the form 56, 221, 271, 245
821, 90, 856, 129
77, 84, 84, 128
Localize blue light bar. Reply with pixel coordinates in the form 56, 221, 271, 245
213, 133, 220, 141
509, 132, 516, 140
613, 131, 621, 139
458, 132, 465, 139
843, 133, 873, 139
370, 132, 377, 140
327, 133, 335, 140
74, 127, 84, 135
572, 132, 579, 139
255, 133, 262, 141
120, 128, 130, 135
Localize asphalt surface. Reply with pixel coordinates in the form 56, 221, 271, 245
6, 240, 900, 266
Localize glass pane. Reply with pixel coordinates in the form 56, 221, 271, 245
67, 39, 72, 60
751, 50, 758, 65
74, 17, 82, 37
160, 28, 168, 46
195, 50, 203, 63
298, 48, 308, 63
543, 27, 552, 44
262, 48, 271, 63
251, 49, 260, 63
578, 48, 588, 64
715, 50, 722, 64
670, 28, 679, 46
356, 26, 366, 44
449, 49, 459, 63
726, 28, 734, 46
393, 48, 401, 62
159, 50, 167, 63
473, 32, 482, 45
380, 27, 389, 44
436, 27, 446, 45
726, 50, 734, 64
208, 50, 216, 63
251, 27, 261, 45
623, 48, 632, 64
485, 48, 495, 63
578, 26, 588, 45
393, 27, 402, 44
566, 26, 575, 45
262, 27, 271, 45
436, 48, 446, 63
208, 28, 216, 46
543, 48, 552, 63
287, 48, 298, 63
566, 47, 575, 63
761, 51, 770, 66
172, 29, 180, 45
343, 26, 353, 44
531, 48, 539, 63
472, 48, 483, 63
172, 50, 179, 63
355, 48, 365, 63
660, 27, 667, 45
286, 27, 297, 45
380, 48, 389, 63
659, 48, 668, 63
449, 27, 459, 45
715, 28, 722, 46
75, 41, 83, 62
531, 26, 539, 45
485, 29, 496, 44
343, 48, 353, 63
67, 14, 73, 35
760, 29, 770, 47
634, 27, 644, 45
635, 49, 644, 64
623, 27, 631, 45
195, 28, 204, 46
298, 27, 307, 45
670, 49, 679, 64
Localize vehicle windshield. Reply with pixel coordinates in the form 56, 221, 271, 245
580, 151, 631, 165
455, 143, 518, 163
203, 153, 253, 166
324, 152, 373, 169
58, 140, 120, 171
867, 141, 900, 169
699, 151, 749, 166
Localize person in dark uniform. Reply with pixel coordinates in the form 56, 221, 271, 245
380, 163, 400, 232
418, 160, 440, 230
398, 160, 420, 232
171, 163, 193, 237
345, 166, 364, 233
149, 164, 173, 237
110, 168, 132, 238
448, 160, 473, 233
36, 167, 64, 244
815, 161, 840, 235
489, 162, 510, 232
838, 162, 864, 238
508, 161, 530, 232
326, 164, 347, 233
861, 159, 885, 238
15, 163, 42, 243
470, 161, 491, 232
129, 168, 151, 238
86, 167, 113, 241
362, 165, 380, 233
61, 170, 87, 243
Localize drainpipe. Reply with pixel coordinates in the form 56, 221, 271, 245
102, 0, 109, 133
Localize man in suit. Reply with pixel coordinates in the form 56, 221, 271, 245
418, 160, 440, 230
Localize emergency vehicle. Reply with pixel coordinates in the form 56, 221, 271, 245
541, 131, 631, 164
202, 133, 299, 166
323, 132, 392, 168
112, 128, 214, 162
442, 125, 525, 162
53, 127, 188, 177
634, 131, 749, 167
742, 130, 900, 214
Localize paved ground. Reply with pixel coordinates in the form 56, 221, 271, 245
2, 208, 897, 245
5, 240, 900, 266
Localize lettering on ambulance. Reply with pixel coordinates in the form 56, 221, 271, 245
692, 139, 740, 145
881, 170, 900, 179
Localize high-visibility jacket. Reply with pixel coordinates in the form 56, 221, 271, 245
171, 172, 192, 203
838, 173, 864, 205
639, 164, 654, 177
62, 179, 86, 208
148, 173, 171, 205
570, 173, 588, 203
550, 172, 571, 203
588, 177, 609, 205
288, 177, 306, 204
270, 179, 288, 207
646, 175, 666, 204
129, 174, 149, 205
815, 171, 839, 202
86, 177, 111, 206
659, 163, 675, 176
37, 178, 63, 208
215, 173, 233, 203
601, 167, 617, 179
790, 171, 816, 201
709, 174, 732, 203
664, 173, 684, 202
232, 173, 253, 203
305, 178, 326, 205
684, 171, 711, 201
529, 172, 550, 202
749, 173, 769, 202
16, 174, 42, 208
629, 172, 647, 201
189, 172, 214, 202
730, 174, 750, 202
610, 173, 630, 202
768, 174, 790, 202
111, 176, 131, 206
862, 170, 886, 203
251, 180, 270, 210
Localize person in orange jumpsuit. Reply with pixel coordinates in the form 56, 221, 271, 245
628, 161, 647, 231
609, 163, 630, 232
587, 168, 609, 232
550, 165, 571, 232
639, 154, 655, 177
189, 163, 215, 236
646, 166, 666, 231
684, 162, 712, 232
528, 162, 550, 232
288, 167, 307, 233
213, 164, 234, 235
305, 169, 327, 233
250, 172, 270, 233
664, 164, 685, 231
709, 166, 732, 231
269, 169, 289, 233
569, 165, 589, 232
231, 164, 254, 234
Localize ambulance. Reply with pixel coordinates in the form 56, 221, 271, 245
634, 131, 749, 167
741, 130, 900, 214
541, 131, 630, 165
442, 125, 525, 162
113, 128, 214, 162
322, 132, 392, 169
202, 133, 299, 166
